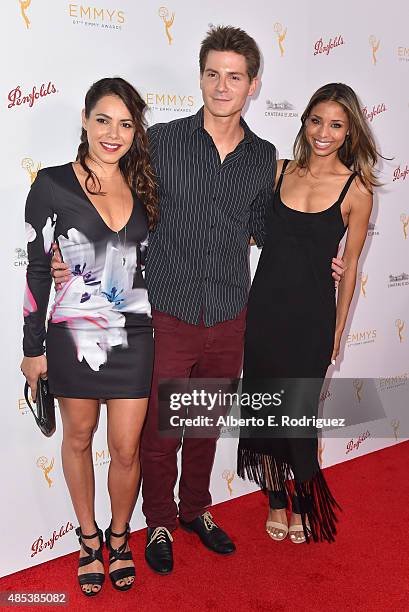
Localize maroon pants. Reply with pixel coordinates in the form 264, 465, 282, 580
140, 308, 246, 530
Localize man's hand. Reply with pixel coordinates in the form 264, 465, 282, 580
51, 242, 71, 290
331, 255, 347, 285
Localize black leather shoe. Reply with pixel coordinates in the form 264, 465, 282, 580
179, 511, 236, 554
145, 527, 174, 575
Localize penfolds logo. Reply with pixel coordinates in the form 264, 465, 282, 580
346, 431, 370, 454
319, 388, 332, 403
363, 103, 386, 123
314, 35, 344, 56
7, 81, 58, 109
31, 521, 74, 557
393, 165, 409, 182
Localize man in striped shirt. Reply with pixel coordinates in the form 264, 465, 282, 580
141, 26, 276, 574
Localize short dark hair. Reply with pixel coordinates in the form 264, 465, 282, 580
199, 25, 260, 80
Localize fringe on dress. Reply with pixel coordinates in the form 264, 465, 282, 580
237, 449, 341, 543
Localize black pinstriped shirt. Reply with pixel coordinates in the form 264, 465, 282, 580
145, 106, 276, 326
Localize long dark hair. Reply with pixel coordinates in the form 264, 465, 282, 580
77, 77, 158, 229
293, 83, 381, 191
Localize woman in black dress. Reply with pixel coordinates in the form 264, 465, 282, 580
238, 83, 379, 543
21, 78, 158, 594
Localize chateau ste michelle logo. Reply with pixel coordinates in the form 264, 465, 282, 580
265, 99, 298, 119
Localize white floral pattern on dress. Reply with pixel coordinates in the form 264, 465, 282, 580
58, 227, 98, 289
42, 213, 57, 254
101, 242, 151, 316
49, 228, 150, 371
50, 275, 127, 371
25, 222, 36, 243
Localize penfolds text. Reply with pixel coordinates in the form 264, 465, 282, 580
363, 103, 386, 122
31, 521, 74, 557
393, 165, 409, 182
346, 431, 370, 454
314, 35, 344, 56
8, 82, 58, 109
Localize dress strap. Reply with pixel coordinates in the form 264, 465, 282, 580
275, 159, 290, 193
337, 172, 357, 205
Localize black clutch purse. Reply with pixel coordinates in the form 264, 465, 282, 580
24, 378, 56, 437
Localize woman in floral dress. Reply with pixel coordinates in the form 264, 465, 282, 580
21, 78, 158, 596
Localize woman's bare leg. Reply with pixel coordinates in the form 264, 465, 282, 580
59, 397, 102, 593
106, 398, 148, 587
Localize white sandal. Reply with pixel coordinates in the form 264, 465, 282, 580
288, 521, 309, 544
266, 520, 289, 541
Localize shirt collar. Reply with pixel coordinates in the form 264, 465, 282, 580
190, 105, 255, 145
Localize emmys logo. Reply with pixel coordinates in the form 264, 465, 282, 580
346, 431, 370, 454
391, 419, 400, 441
359, 272, 368, 297
388, 272, 409, 288
273, 23, 287, 57
22, 157, 41, 184
8, 82, 58, 110
353, 379, 364, 403
36, 456, 54, 488
158, 6, 174, 45
395, 319, 405, 343
363, 103, 386, 123
19, 0, 31, 28
31, 522, 74, 558
68, 4, 125, 29
222, 470, 235, 496
367, 221, 379, 237
314, 34, 344, 56
379, 373, 408, 391
145, 92, 194, 114
369, 35, 380, 64
393, 166, 409, 182
397, 46, 409, 62
400, 213, 409, 239
346, 329, 377, 347
94, 448, 111, 467
265, 99, 298, 119
14, 247, 28, 267
18, 397, 30, 415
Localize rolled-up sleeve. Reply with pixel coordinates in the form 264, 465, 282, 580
249, 186, 274, 248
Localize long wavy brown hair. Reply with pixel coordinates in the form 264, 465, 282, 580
77, 77, 158, 229
293, 83, 381, 191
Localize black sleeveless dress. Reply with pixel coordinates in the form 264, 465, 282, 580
238, 160, 356, 542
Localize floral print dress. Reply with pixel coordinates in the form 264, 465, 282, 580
23, 163, 153, 399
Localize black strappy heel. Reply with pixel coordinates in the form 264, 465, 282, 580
75, 524, 105, 596
105, 522, 135, 591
